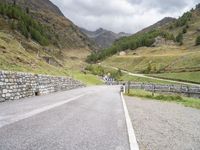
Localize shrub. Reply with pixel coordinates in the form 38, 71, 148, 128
176, 33, 183, 44
182, 27, 187, 34
196, 36, 200, 46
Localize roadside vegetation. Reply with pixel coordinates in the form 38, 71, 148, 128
85, 64, 123, 81
70, 71, 103, 86
126, 89, 200, 109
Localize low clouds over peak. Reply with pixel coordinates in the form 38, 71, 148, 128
50, 0, 200, 33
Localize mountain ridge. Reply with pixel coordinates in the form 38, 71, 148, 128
137, 17, 177, 34
80, 27, 130, 49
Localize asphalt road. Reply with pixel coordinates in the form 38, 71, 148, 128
0, 86, 130, 150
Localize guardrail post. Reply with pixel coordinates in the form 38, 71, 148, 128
127, 81, 130, 94
152, 84, 155, 96
187, 86, 190, 97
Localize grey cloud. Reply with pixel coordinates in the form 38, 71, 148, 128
128, 0, 189, 13
50, 0, 200, 33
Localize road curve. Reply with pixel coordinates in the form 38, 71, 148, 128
0, 86, 130, 150
102, 65, 200, 87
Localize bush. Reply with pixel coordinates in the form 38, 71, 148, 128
182, 27, 187, 34
17, 21, 29, 38
196, 36, 200, 46
110, 69, 122, 80
85, 65, 104, 76
176, 33, 183, 44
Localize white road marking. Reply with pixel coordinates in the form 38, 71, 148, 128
121, 92, 139, 150
0, 94, 86, 128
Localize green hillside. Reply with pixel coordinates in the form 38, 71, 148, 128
88, 4, 200, 83
0, 2, 103, 85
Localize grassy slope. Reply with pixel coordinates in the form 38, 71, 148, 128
0, 31, 102, 85
103, 45, 200, 83
71, 72, 103, 86
120, 74, 177, 85
102, 8, 200, 83
151, 72, 200, 83
0, 2, 102, 85
127, 89, 200, 109
103, 45, 200, 73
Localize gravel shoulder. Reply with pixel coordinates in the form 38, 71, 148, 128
125, 96, 200, 150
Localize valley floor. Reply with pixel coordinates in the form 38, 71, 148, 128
125, 96, 200, 150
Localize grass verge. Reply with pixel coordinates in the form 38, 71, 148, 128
120, 74, 176, 85
126, 89, 200, 109
70, 72, 103, 86
150, 72, 200, 84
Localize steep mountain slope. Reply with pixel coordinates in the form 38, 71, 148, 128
0, 0, 96, 75
1, 0, 93, 49
81, 28, 130, 49
2, 0, 64, 16
137, 17, 176, 34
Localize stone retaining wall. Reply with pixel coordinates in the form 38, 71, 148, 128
0, 70, 85, 102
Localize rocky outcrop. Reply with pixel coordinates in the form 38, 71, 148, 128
152, 36, 175, 47
0, 70, 85, 102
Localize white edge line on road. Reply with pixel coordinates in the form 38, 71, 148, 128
121, 92, 139, 150
0, 94, 86, 128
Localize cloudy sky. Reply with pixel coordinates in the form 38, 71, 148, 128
50, 0, 200, 33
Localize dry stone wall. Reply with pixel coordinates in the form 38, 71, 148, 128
0, 70, 85, 102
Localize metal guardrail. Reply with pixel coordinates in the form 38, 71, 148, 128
106, 81, 200, 98
126, 82, 200, 98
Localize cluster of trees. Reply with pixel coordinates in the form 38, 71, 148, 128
175, 12, 192, 27
86, 30, 175, 63
0, 3, 49, 46
85, 65, 122, 80
85, 65, 105, 76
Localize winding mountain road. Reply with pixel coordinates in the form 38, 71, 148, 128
0, 86, 136, 150
102, 65, 200, 86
